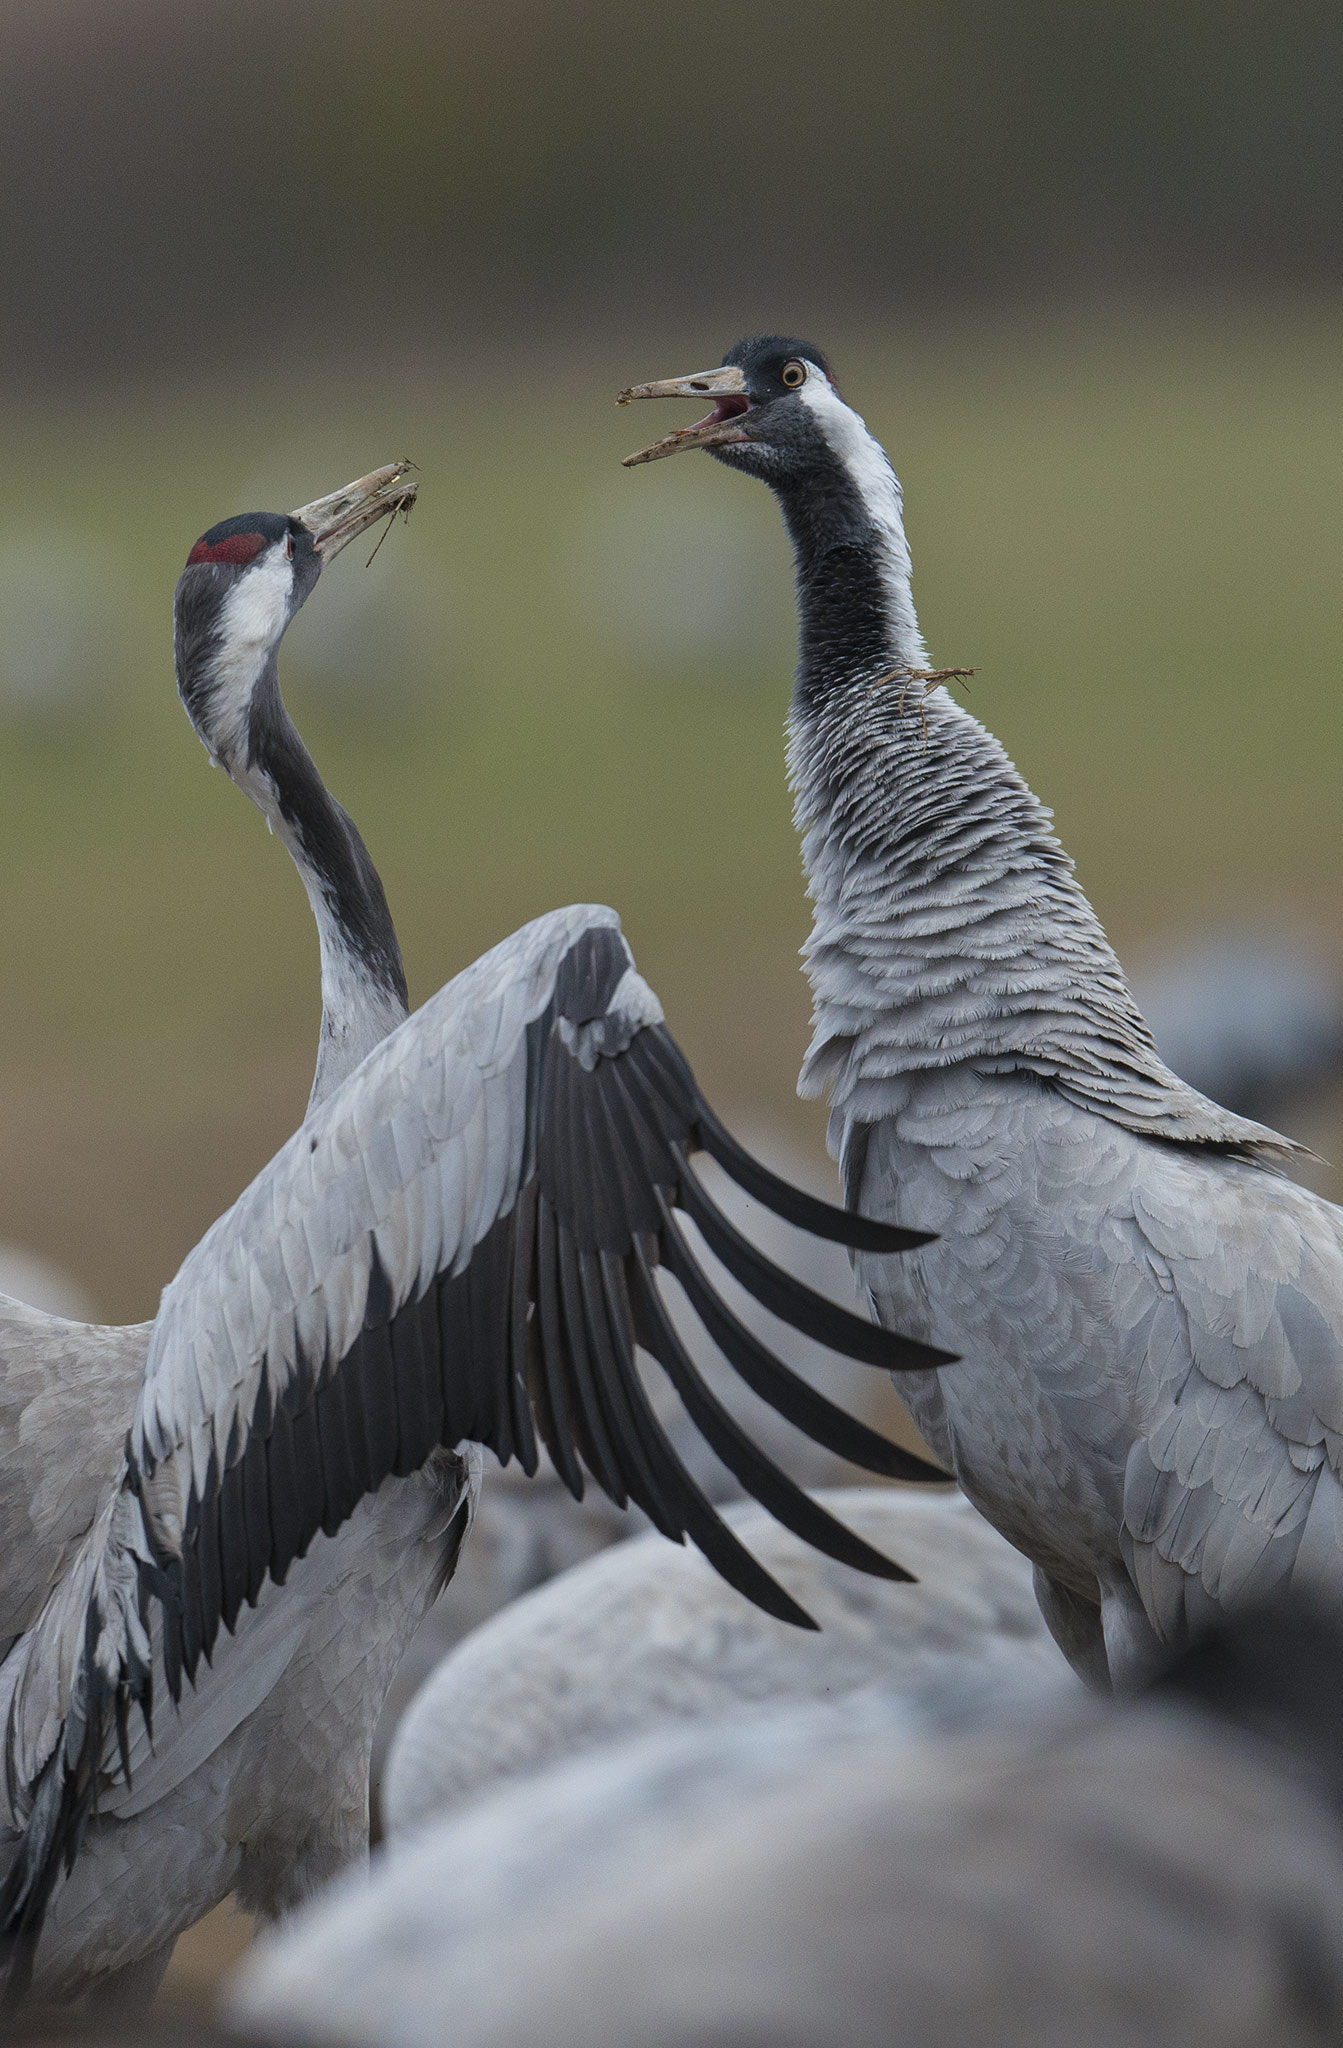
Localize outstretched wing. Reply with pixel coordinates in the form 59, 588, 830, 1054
0, 904, 949, 1977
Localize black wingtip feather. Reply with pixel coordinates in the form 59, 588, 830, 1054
533, 1195, 588, 1500
634, 1217, 918, 1585
655, 1196, 952, 1486
671, 1149, 956, 1372
625, 1244, 821, 1630
636, 1034, 934, 1257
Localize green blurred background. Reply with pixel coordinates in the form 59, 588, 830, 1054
0, 2, 1341, 1326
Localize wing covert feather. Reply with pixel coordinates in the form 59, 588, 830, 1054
1125, 1149, 1343, 1629
0, 907, 946, 1982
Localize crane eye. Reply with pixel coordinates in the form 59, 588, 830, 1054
781, 361, 807, 389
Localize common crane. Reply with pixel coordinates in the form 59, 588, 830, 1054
0, 467, 417, 1681
0, 463, 421, 2002
621, 336, 1343, 1692
0, 451, 948, 2002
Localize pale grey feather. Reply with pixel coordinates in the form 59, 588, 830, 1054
793, 681, 1292, 1159
853, 1064, 1343, 1681
0, 1303, 148, 1661
382, 1485, 1074, 1833
234, 1684, 1343, 2048
13, 1460, 471, 2003
135, 905, 629, 1507
749, 365, 1343, 1687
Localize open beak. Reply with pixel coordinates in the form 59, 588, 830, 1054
291, 461, 419, 564
616, 367, 752, 467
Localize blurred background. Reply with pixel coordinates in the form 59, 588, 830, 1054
0, 0, 1340, 1330
0, 0, 1340, 1996
0, 0, 1336, 1293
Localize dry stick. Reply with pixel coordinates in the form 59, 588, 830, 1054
365, 487, 418, 569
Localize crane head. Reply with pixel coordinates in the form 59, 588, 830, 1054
617, 336, 839, 481
174, 463, 417, 768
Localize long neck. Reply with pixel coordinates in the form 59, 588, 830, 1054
778, 412, 1286, 1158
776, 404, 927, 695
230, 655, 409, 1113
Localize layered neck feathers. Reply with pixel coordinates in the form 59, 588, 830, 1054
776, 400, 1287, 1159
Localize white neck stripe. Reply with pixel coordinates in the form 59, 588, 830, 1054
797, 375, 928, 667
204, 542, 294, 764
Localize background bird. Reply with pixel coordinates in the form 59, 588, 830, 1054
0, 462, 948, 2004
620, 337, 1343, 1693
381, 1484, 1073, 1836
1133, 928, 1343, 1130
233, 1602, 1343, 2048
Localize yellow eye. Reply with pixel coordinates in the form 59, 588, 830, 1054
781, 360, 806, 389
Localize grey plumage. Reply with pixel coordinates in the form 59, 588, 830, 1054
622, 333, 1343, 1689
371, 1138, 918, 1753
0, 1307, 149, 1666
232, 1606, 1343, 2048
0, 470, 945, 2000
0, 471, 426, 2002
793, 682, 1287, 1157
381, 1484, 1075, 1835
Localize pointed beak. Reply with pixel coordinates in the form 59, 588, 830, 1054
616, 367, 752, 467
290, 461, 419, 564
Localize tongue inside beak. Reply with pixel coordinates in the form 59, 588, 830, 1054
701, 394, 750, 429
617, 370, 753, 467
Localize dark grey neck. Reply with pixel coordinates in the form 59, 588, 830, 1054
777, 420, 1289, 1161
243, 657, 409, 1110
773, 435, 927, 708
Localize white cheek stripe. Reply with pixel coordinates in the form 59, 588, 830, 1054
798, 372, 927, 665
205, 543, 295, 763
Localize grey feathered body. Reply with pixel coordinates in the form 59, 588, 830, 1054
0, 894, 930, 2001
0, 1312, 471, 2000
795, 671, 1343, 1681
7, 1461, 467, 1998
0, 1021, 461, 2001
382, 1485, 1074, 1835
235, 1621, 1343, 2048
690, 346, 1343, 1684
0, 1304, 149, 1663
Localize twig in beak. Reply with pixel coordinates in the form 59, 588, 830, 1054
364, 484, 417, 569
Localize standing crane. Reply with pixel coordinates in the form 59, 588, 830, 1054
621, 337, 1343, 1692
0, 456, 950, 2003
